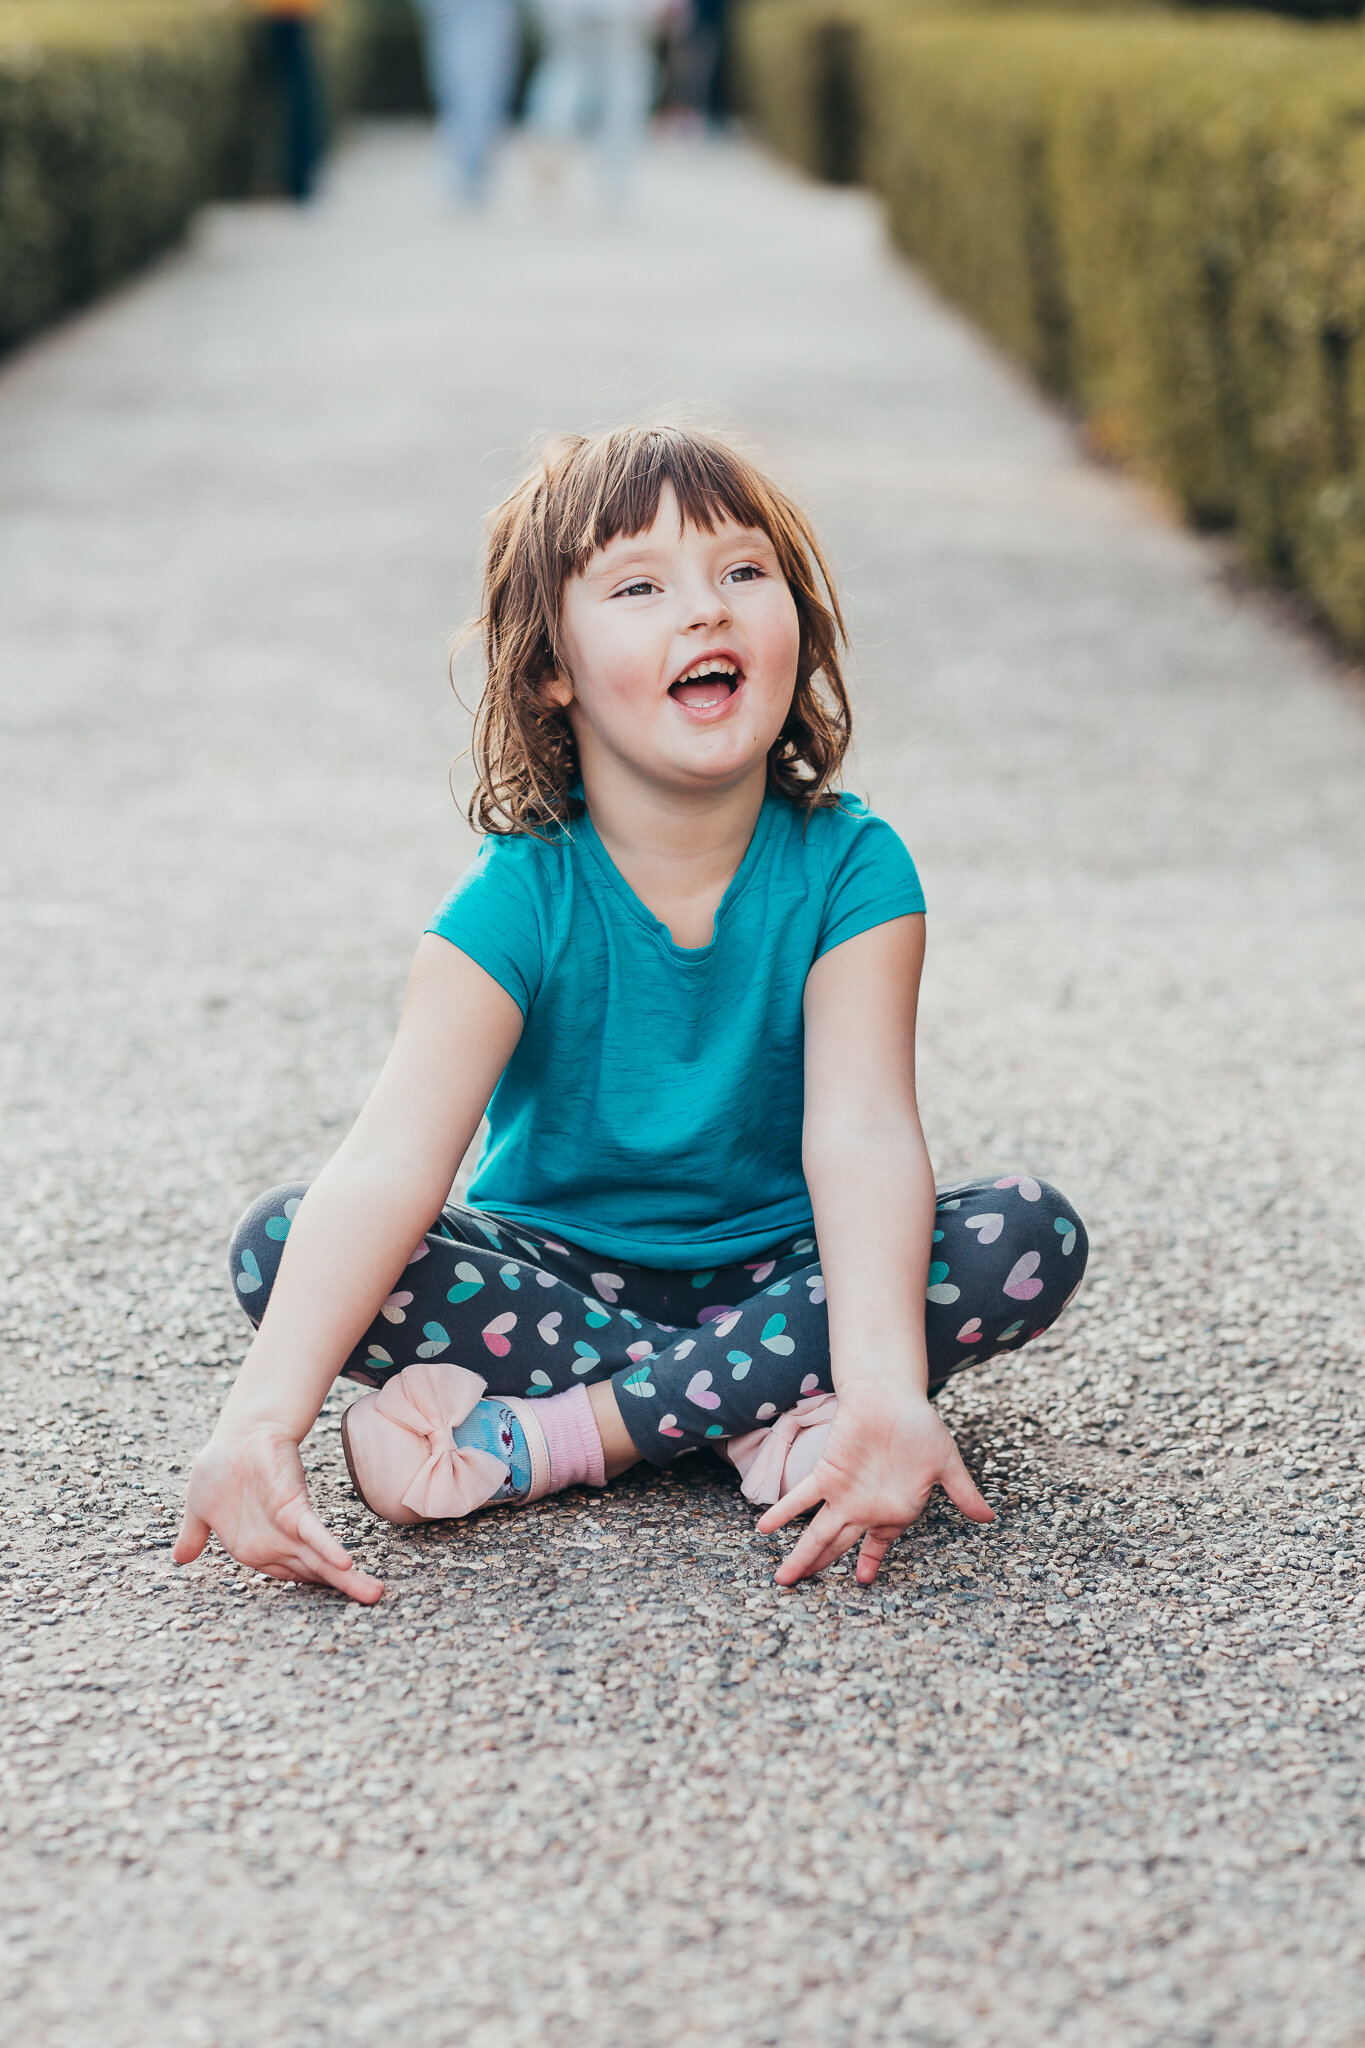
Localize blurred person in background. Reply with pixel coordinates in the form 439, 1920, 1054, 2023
256, 0, 327, 201
414, 0, 520, 200
525, 0, 669, 208
681, 0, 727, 128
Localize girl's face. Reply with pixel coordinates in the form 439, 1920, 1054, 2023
546, 486, 802, 801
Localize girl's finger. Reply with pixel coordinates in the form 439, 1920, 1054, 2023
281, 1543, 385, 1604
172, 1510, 210, 1566
316, 1558, 385, 1603
774, 1511, 857, 1585
755, 1470, 827, 1535
855, 1529, 896, 1583
941, 1452, 995, 1525
293, 1506, 358, 1574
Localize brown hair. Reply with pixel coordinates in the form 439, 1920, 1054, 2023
465, 423, 852, 834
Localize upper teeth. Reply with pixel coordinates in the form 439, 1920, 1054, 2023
677, 659, 738, 684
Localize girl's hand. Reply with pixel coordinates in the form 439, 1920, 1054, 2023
757, 1381, 993, 1586
173, 1424, 384, 1604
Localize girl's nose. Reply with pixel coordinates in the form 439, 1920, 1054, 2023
681, 587, 731, 631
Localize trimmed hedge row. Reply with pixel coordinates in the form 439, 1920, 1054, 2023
738, 1, 1365, 647
0, 1, 250, 351
0, 0, 382, 356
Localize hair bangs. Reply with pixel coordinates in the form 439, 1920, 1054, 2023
562, 427, 783, 579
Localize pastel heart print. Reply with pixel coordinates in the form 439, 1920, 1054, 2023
799, 1374, 820, 1397
626, 1340, 654, 1363
537, 1312, 561, 1345
514, 1237, 540, 1259
997, 1319, 1025, 1343
380, 1290, 413, 1324
499, 1262, 521, 1292
689, 1270, 716, 1289
1054, 1216, 1077, 1257
792, 1239, 815, 1254
619, 1309, 643, 1329
527, 1370, 553, 1394
657, 1414, 684, 1437
1003, 1252, 1044, 1301
446, 1262, 484, 1305
995, 1175, 1041, 1202
416, 1320, 450, 1359
685, 1371, 722, 1410
536, 1269, 558, 1288
965, 1212, 1004, 1245
583, 1300, 611, 1329
932, 1228, 944, 1244
672, 1338, 696, 1361
705, 1424, 725, 1439
263, 1197, 300, 1242
937, 1199, 961, 1211
745, 1260, 776, 1284
406, 1241, 429, 1264
760, 1314, 795, 1355
591, 1272, 624, 1304
366, 1343, 393, 1367
710, 1311, 743, 1339
805, 1272, 825, 1305
235, 1249, 262, 1295
482, 1311, 517, 1356
765, 1281, 791, 1296
755, 1402, 778, 1421
543, 1240, 570, 1255
698, 1304, 737, 1326
926, 1261, 961, 1306
472, 1219, 503, 1248
621, 1368, 655, 1398
727, 1351, 752, 1379
572, 1342, 600, 1374
956, 1318, 983, 1344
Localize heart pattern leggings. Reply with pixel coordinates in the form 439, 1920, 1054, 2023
229, 1175, 1088, 1466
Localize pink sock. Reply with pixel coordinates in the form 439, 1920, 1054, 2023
531, 1385, 606, 1491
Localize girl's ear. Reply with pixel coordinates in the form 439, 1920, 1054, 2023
539, 668, 574, 710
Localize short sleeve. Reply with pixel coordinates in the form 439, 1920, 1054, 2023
814, 803, 926, 961
425, 835, 554, 1016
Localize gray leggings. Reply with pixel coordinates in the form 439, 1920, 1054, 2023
230, 1174, 1089, 1464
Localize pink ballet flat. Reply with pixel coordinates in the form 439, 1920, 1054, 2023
724, 1392, 838, 1506
340, 1361, 550, 1526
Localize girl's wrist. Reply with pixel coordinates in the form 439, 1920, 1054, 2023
831, 1358, 931, 1404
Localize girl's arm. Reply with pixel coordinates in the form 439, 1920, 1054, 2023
759, 915, 993, 1585
174, 936, 524, 1603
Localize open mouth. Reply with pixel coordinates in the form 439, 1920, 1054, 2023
668, 656, 743, 716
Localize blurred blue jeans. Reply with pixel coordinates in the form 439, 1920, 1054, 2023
415, 0, 519, 197
267, 16, 322, 201
526, 7, 656, 196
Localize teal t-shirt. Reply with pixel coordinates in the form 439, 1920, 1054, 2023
425, 793, 925, 1269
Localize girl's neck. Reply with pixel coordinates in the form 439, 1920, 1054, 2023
581, 763, 768, 949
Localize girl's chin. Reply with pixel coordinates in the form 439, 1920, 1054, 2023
668, 744, 772, 789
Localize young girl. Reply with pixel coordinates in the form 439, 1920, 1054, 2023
174, 424, 1087, 1605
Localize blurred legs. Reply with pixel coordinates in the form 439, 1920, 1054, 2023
415, 0, 519, 198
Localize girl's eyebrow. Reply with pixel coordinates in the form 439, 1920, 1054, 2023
586, 527, 775, 580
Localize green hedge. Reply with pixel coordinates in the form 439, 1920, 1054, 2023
0, 0, 379, 357
738, 1, 1365, 647
0, 1, 251, 351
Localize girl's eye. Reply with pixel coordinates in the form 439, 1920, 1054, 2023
724, 564, 762, 584
615, 579, 657, 599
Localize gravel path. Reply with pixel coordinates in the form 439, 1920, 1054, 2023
3, 125, 1365, 2048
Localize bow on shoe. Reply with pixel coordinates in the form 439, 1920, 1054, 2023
372, 1362, 508, 1519
727, 1393, 839, 1506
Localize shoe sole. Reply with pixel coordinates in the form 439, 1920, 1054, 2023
340, 1400, 379, 1517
